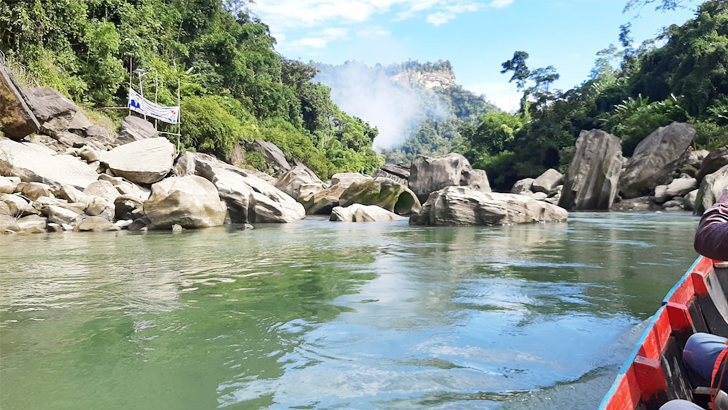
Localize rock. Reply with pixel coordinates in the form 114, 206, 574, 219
654, 185, 669, 204
0, 202, 10, 216
662, 198, 684, 211
116, 116, 158, 144
274, 165, 326, 200
0, 176, 15, 194
115, 220, 133, 229
0, 194, 37, 216
172, 224, 183, 233
47, 223, 62, 232
0, 138, 99, 189
698, 146, 728, 180
548, 185, 563, 198
665, 177, 698, 198
74, 216, 119, 232
531, 169, 564, 194
67, 111, 93, 133
532, 192, 548, 201
85, 196, 114, 220
684, 189, 699, 211
695, 164, 728, 215
24, 87, 78, 123
0, 215, 20, 232
410, 186, 568, 226
330, 204, 405, 222
409, 153, 491, 203
300, 173, 371, 215
511, 178, 535, 195
79, 147, 100, 163
15, 214, 47, 233
248, 139, 291, 172
114, 195, 144, 220
16, 181, 53, 201
45, 205, 81, 225
373, 164, 410, 186
57, 184, 90, 207
619, 122, 695, 198
339, 177, 421, 215
98, 174, 149, 200
129, 217, 150, 231
84, 125, 112, 144
559, 130, 623, 210
83, 180, 120, 202
676, 148, 709, 172
143, 175, 227, 229
101, 138, 174, 184
0, 65, 39, 139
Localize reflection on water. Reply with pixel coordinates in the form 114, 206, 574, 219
0, 212, 699, 409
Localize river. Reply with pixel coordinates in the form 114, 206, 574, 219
0, 212, 700, 409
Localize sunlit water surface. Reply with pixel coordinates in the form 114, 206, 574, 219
0, 212, 699, 409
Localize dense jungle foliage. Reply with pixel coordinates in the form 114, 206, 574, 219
0, 0, 383, 178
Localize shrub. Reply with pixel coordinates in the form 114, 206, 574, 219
180, 96, 256, 158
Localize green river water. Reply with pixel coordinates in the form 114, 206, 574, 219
0, 212, 701, 409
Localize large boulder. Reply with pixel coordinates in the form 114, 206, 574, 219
619, 122, 695, 198
0, 65, 39, 139
684, 189, 699, 212
511, 178, 535, 195
274, 165, 326, 200
116, 116, 158, 145
24, 87, 78, 123
83, 180, 120, 202
665, 177, 699, 198
410, 186, 568, 226
74, 216, 119, 232
299, 172, 371, 215
0, 138, 99, 189
16, 182, 53, 201
143, 175, 227, 229
531, 169, 563, 194
373, 164, 410, 186
559, 130, 623, 210
409, 153, 491, 203
0, 194, 36, 216
330, 204, 405, 222
339, 177, 421, 215
698, 146, 728, 181
695, 165, 728, 215
101, 137, 174, 184
248, 139, 291, 172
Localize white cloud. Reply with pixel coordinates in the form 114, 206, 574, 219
285, 27, 350, 50
463, 81, 521, 112
357, 27, 392, 38
490, 0, 515, 8
426, 11, 456, 26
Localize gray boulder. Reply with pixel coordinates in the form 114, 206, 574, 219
15, 214, 47, 233
654, 185, 670, 204
619, 122, 695, 198
143, 175, 227, 229
511, 178, 535, 195
339, 177, 421, 215
532, 169, 563, 194
665, 177, 699, 198
16, 182, 53, 201
101, 138, 174, 184
0, 177, 13, 194
0, 194, 37, 217
299, 172, 371, 215
0, 65, 39, 139
409, 153, 491, 203
559, 130, 623, 210
274, 165, 326, 200
698, 145, 728, 180
24, 87, 78, 122
684, 189, 699, 212
373, 164, 410, 186
248, 139, 291, 172
114, 195, 144, 220
116, 116, 159, 145
74, 216, 119, 232
330, 204, 405, 222
83, 180, 120, 202
410, 186, 568, 226
695, 164, 728, 215
45, 204, 81, 225
0, 215, 20, 233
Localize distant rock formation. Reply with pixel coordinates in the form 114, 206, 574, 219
408, 153, 490, 203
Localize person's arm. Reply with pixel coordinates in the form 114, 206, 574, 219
695, 189, 728, 261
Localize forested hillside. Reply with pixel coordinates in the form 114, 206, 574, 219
461, 0, 728, 190
0, 0, 383, 179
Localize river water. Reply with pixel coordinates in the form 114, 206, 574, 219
0, 212, 700, 410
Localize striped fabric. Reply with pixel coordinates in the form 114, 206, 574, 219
128, 89, 179, 124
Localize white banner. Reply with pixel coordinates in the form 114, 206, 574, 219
128, 89, 179, 124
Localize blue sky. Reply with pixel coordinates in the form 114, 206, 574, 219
249, 0, 698, 111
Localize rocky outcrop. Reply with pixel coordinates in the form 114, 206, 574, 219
339, 177, 421, 215
684, 189, 699, 212
511, 178, 535, 195
410, 186, 568, 226
101, 138, 174, 184
408, 153, 490, 203
531, 169, 563, 194
116, 116, 159, 145
143, 175, 227, 229
0, 65, 39, 139
373, 164, 410, 186
299, 172, 371, 215
330, 204, 405, 222
619, 122, 695, 198
559, 130, 623, 210
24, 87, 78, 123
274, 165, 326, 200
698, 146, 728, 181
695, 165, 728, 215
248, 139, 290, 172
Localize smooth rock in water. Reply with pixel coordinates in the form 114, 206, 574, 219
129, 217, 150, 232
101, 138, 174, 184
116, 116, 159, 145
16, 181, 53, 201
373, 164, 410, 186
409, 153, 491, 203
698, 145, 728, 180
0, 66, 39, 139
662, 198, 684, 211
411, 186, 568, 226
654, 185, 669, 204
274, 165, 326, 200
172, 224, 183, 233
47, 223, 62, 232
248, 139, 291, 172
0, 138, 99, 189
114, 195, 144, 220
511, 178, 535, 195
15, 214, 47, 233
665, 177, 698, 198
74, 216, 119, 232
339, 177, 421, 215
684, 189, 699, 211
85, 196, 114, 220
34, 196, 84, 215
143, 176, 227, 229
0, 215, 20, 232
532, 169, 564, 194
300, 173, 372, 215
330, 204, 405, 222
0, 194, 37, 216
84, 180, 120, 202
559, 130, 623, 210
45, 205, 81, 225
115, 220, 133, 229
695, 164, 728, 215
619, 122, 695, 198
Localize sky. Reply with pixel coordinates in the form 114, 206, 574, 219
249, 0, 698, 112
